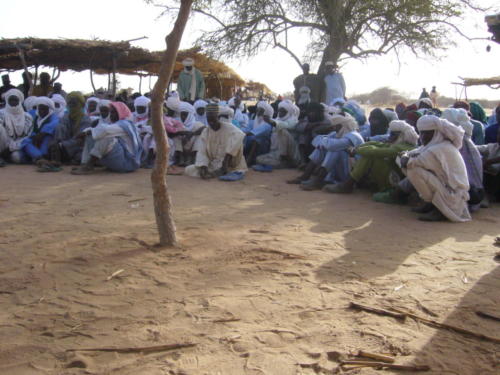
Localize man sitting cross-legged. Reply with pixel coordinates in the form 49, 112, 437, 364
184, 103, 247, 181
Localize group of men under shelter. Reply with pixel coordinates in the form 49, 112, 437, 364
0, 58, 499, 223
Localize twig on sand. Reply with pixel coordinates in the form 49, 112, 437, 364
66, 343, 196, 354
249, 229, 270, 234
352, 302, 500, 344
357, 350, 395, 363
341, 360, 430, 371
253, 248, 305, 260
349, 302, 406, 321
128, 198, 146, 203
213, 318, 241, 323
106, 269, 125, 281
24, 200, 46, 205
476, 311, 500, 322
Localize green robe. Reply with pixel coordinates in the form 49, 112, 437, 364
177, 68, 205, 101
350, 141, 416, 192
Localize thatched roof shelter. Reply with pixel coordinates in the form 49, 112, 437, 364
0, 38, 245, 85
461, 76, 500, 89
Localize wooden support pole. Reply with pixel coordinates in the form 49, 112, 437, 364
89, 68, 96, 94
15, 44, 33, 96
112, 53, 117, 97
139, 75, 143, 93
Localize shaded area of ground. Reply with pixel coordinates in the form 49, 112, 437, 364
0, 166, 498, 374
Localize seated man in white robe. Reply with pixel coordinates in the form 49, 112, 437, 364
399, 115, 471, 222
0, 88, 33, 165
84, 96, 100, 121
72, 102, 142, 174
172, 101, 205, 166
228, 96, 249, 129
255, 99, 301, 169
194, 99, 208, 126
185, 103, 247, 180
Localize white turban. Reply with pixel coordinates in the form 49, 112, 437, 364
417, 115, 464, 149
85, 96, 100, 116
194, 99, 208, 110
2, 88, 27, 138
165, 96, 180, 112
24, 96, 38, 111
256, 101, 274, 117
389, 120, 419, 145
278, 99, 298, 122
330, 113, 358, 138
417, 98, 433, 109
98, 99, 111, 109
228, 97, 244, 111
51, 94, 66, 119
34, 96, 55, 129
218, 105, 234, 121
133, 95, 151, 109
441, 108, 473, 137
179, 101, 196, 130
182, 58, 194, 67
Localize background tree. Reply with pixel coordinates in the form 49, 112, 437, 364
149, 0, 193, 246
151, 0, 484, 72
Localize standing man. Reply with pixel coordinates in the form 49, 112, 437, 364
0, 75, 16, 99
430, 86, 438, 107
177, 58, 205, 103
322, 62, 346, 106
419, 88, 429, 99
293, 63, 322, 104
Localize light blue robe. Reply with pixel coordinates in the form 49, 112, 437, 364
309, 131, 364, 184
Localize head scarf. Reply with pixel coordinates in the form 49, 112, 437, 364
165, 96, 180, 114
342, 100, 366, 126
110, 101, 132, 122
298, 86, 311, 105
51, 94, 67, 119
403, 110, 422, 128
453, 101, 470, 111
278, 99, 299, 122
395, 103, 406, 119
254, 100, 275, 129
417, 98, 433, 109
85, 97, 100, 116
441, 108, 473, 137
369, 108, 397, 136
133, 95, 151, 122
193, 99, 208, 110
389, 120, 419, 145
417, 115, 464, 149
98, 99, 111, 123
179, 101, 196, 130
66, 91, 85, 134
182, 58, 194, 67
206, 103, 219, 114
469, 102, 487, 124
34, 96, 55, 130
23, 96, 37, 111
331, 113, 358, 138
2, 88, 26, 138
228, 97, 244, 111
218, 105, 234, 121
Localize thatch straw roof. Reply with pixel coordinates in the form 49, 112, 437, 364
462, 76, 500, 88
0, 38, 245, 84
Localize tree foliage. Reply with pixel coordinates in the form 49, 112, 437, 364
149, 0, 484, 71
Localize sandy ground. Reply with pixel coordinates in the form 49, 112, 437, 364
0, 165, 499, 375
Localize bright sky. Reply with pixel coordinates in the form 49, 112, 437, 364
1, 0, 499, 102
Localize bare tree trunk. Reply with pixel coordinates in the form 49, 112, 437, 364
150, 0, 193, 247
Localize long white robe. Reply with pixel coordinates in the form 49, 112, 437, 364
185, 120, 247, 177
406, 141, 471, 222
